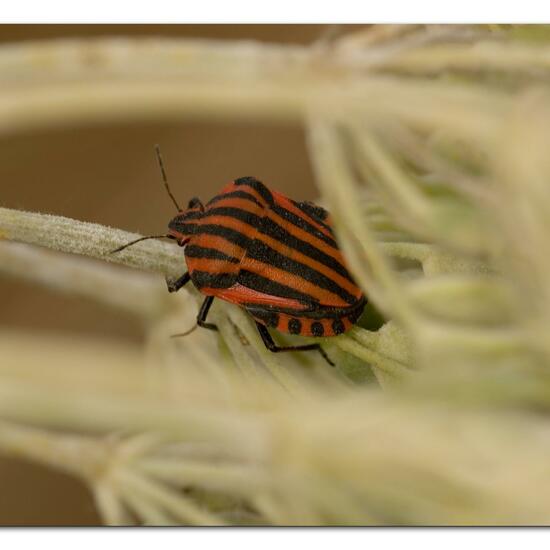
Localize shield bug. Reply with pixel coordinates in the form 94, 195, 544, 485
112, 146, 366, 365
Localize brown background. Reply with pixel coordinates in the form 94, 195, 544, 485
0, 24, 337, 525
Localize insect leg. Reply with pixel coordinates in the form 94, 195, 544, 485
197, 296, 218, 331
170, 295, 218, 338
166, 272, 190, 293
254, 322, 334, 366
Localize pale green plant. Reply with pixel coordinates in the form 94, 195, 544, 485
2, 25, 550, 525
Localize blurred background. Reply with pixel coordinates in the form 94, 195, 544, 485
0, 24, 338, 525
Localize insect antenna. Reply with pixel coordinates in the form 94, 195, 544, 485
110, 235, 170, 254
155, 144, 182, 212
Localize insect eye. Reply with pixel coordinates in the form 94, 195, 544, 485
187, 197, 203, 210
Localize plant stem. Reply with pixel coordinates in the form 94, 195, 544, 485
0, 207, 182, 279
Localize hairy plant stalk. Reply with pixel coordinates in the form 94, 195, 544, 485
0, 38, 512, 140
0, 207, 182, 279
335, 336, 411, 379
0, 241, 171, 319
368, 40, 550, 74
0, 421, 105, 480
113, 469, 225, 526
93, 484, 132, 526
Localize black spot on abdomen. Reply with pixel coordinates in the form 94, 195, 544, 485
288, 318, 302, 335
311, 322, 325, 337
331, 319, 345, 335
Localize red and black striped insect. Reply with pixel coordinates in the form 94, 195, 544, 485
112, 147, 366, 365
